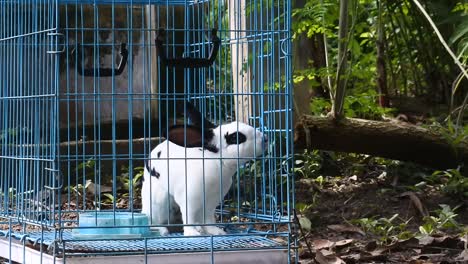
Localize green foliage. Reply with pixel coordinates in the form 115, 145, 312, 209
233, 134, 293, 210
309, 97, 332, 115
237, 160, 263, 182
419, 204, 462, 236
296, 202, 314, 215
352, 205, 462, 244
426, 122, 468, 197
453, 2, 468, 13
68, 160, 145, 208
449, 3, 468, 61
293, 66, 332, 91
73, 159, 100, 182
352, 214, 414, 244
429, 168, 468, 198
119, 166, 144, 191
101, 193, 115, 205
66, 179, 93, 197
435, 121, 468, 153
293, 0, 466, 119
0, 127, 32, 142
292, 0, 380, 96
292, 0, 335, 39
293, 149, 323, 178
9, 188, 16, 201
310, 90, 395, 119
116, 166, 144, 202
344, 91, 396, 119
76, 159, 96, 171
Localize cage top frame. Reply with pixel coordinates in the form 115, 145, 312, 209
55, 0, 208, 5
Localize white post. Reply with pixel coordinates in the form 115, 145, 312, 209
146, 5, 159, 118
228, 0, 251, 124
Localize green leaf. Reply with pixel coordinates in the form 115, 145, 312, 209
102, 193, 115, 203
359, 31, 372, 38
299, 216, 312, 231
450, 20, 468, 44
419, 225, 429, 235
293, 75, 305, 84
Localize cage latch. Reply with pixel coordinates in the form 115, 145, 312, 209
46, 32, 66, 54
72, 43, 129, 77
156, 28, 221, 68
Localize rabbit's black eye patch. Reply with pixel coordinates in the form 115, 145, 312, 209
145, 160, 160, 179
225, 132, 247, 145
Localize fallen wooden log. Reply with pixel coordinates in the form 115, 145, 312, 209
294, 115, 468, 170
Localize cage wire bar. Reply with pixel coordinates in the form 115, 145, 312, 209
0, 0, 294, 263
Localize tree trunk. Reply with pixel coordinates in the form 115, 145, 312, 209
376, 0, 389, 107
294, 115, 468, 169
292, 31, 317, 119
292, 0, 329, 121
332, 0, 350, 118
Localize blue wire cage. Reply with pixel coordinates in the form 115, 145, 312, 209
0, 0, 294, 263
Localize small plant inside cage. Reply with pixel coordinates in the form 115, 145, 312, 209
0, 0, 294, 263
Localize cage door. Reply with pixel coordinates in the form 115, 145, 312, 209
0, 0, 61, 225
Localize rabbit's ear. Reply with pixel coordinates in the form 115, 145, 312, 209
166, 125, 213, 148
177, 101, 217, 129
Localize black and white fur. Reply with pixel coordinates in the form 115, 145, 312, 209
141, 102, 267, 236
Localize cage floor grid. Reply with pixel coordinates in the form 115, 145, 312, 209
0, 229, 284, 254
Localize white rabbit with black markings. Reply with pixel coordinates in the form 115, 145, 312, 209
141, 102, 268, 236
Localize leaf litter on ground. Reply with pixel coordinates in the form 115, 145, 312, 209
294, 151, 467, 263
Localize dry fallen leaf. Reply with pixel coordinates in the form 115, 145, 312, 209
319, 249, 335, 256
418, 235, 463, 249
410, 253, 447, 262
369, 247, 387, 257
313, 239, 334, 250
461, 233, 467, 245
340, 253, 361, 263
358, 250, 388, 262
315, 249, 345, 264
116, 198, 127, 208
335, 239, 354, 248
408, 260, 426, 264
455, 249, 468, 261
86, 181, 113, 195
418, 235, 435, 246
300, 259, 315, 264
394, 237, 420, 249
327, 224, 365, 236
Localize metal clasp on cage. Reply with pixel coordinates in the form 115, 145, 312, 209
46, 32, 66, 54
44, 168, 63, 191
280, 37, 292, 57
155, 28, 221, 68
72, 43, 129, 77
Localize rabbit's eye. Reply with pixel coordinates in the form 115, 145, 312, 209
225, 132, 247, 145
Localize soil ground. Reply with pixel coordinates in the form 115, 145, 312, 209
294, 156, 468, 264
